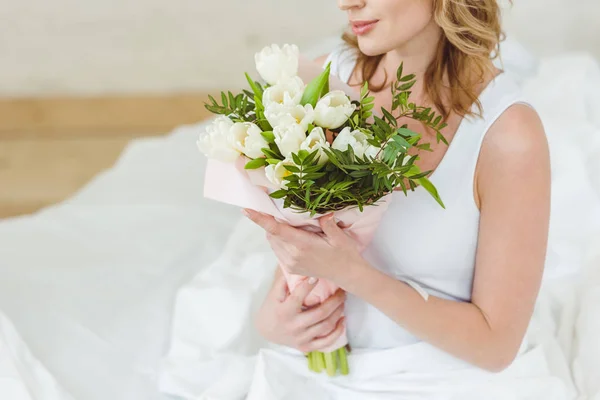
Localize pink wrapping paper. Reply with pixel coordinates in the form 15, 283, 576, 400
204, 156, 391, 352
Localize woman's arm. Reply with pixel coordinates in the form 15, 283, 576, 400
244, 104, 550, 373
341, 104, 551, 372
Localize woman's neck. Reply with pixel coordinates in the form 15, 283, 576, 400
375, 19, 443, 95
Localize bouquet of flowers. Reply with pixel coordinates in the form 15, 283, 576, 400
197, 44, 447, 376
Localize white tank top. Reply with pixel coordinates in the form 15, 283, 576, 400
324, 45, 534, 349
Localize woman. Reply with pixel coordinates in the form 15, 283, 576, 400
243, 0, 566, 398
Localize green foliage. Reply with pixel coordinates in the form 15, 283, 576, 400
204, 62, 449, 214
300, 62, 332, 107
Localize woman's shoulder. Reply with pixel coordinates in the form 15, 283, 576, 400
473, 102, 548, 210
489, 102, 546, 158
480, 101, 548, 184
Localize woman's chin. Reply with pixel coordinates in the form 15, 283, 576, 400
357, 40, 388, 57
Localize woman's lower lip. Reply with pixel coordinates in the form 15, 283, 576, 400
351, 21, 378, 36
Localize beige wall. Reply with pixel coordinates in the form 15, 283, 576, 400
1, 0, 599, 96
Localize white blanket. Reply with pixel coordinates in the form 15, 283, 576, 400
0, 53, 599, 400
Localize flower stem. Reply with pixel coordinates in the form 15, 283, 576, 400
338, 348, 349, 375
307, 352, 315, 372
315, 351, 325, 373
324, 351, 337, 377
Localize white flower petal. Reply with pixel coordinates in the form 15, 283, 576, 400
274, 124, 307, 158
314, 90, 356, 129
300, 127, 330, 164
196, 116, 240, 162
255, 44, 300, 85
244, 126, 269, 159
331, 127, 369, 158
265, 158, 296, 189
265, 103, 314, 132
262, 77, 305, 111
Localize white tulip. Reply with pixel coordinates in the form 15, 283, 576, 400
274, 123, 307, 158
313, 90, 356, 129
255, 44, 300, 86
265, 103, 314, 132
300, 127, 330, 164
364, 145, 381, 159
332, 127, 371, 158
196, 116, 240, 162
265, 158, 297, 189
262, 76, 305, 111
243, 125, 269, 159
227, 122, 267, 159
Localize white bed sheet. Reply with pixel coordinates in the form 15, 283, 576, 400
0, 53, 598, 400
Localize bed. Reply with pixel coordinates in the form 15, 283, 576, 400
1, 37, 599, 399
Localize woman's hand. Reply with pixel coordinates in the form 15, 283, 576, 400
255, 269, 347, 353
243, 210, 364, 284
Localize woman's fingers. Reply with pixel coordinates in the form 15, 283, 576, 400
301, 303, 344, 341
306, 317, 346, 352
272, 269, 289, 302
298, 288, 346, 326
286, 278, 319, 312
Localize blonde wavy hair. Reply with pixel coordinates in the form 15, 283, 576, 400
343, 0, 507, 120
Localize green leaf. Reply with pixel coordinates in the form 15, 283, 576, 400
437, 132, 449, 146
244, 158, 268, 169
245, 73, 263, 98
399, 73, 416, 82
297, 150, 309, 163
381, 108, 397, 127
408, 170, 433, 180
300, 62, 331, 107
303, 172, 326, 180
397, 127, 420, 137
398, 179, 407, 195
291, 152, 302, 165
269, 190, 288, 199
283, 164, 301, 173
418, 177, 446, 209
374, 116, 390, 134
350, 170, 371, 178
262, 148, 280, 159
221, 92, 228, 107
303, 149, 319, 166
416, 142, 432, 151
396, 62, 404, 82
260, 131, 275, 143
398, 81, 416, 91
266, 158, 280, 165
360, 81, 369, 98
392, 135, 411, 149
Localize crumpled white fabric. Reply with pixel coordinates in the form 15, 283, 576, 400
0, 126, 242, 400
0, 311, 74, 400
